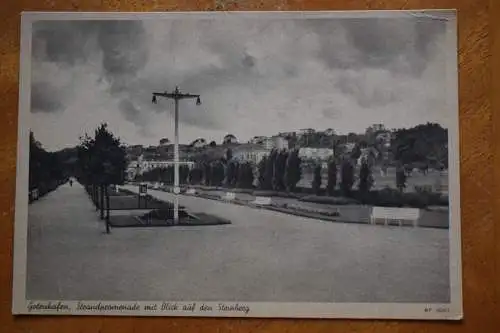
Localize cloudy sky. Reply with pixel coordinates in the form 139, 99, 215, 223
28, 12, 455, 151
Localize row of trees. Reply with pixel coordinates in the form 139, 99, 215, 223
138, 145, 408, 196
29, 132, 70, 199
190, 123, 447, 171
138, 148, 304, 191
391, 123, 448, 169
318, 158, 407, 196
76, 123, 127, 232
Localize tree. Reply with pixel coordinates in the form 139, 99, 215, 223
358, 160, 373, 193
190, 138, 206, 148
392, 123, 448, 169
180, 165, 190, 184
29, 132, 67, 197
347, 132, 360, 143
189, 167, 203, 184
340, 159, 354, 196
396, 164, 407, 192
225, 161, 239, 187
284, 148, 302, 192
223, 134, 237, 145
312, 164, 322, 195
273, 149, 288, 191
91, 123, 127, 186
284, 133, 298, 149
77, 133, 99, 203
232, 162, 240, 187
202, 162, 212, 185
77, 123, 127, 226
326, 159, 337, 196
211, 160, 225, 186
263, 149, 278, 190
350, 143, 362, 160
225, 148, 233, 162
209, 141, 217, 147
257, 156, 268, 189
237, 162, 255, 189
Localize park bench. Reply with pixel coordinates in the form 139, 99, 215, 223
370, 206, 420, 227
251, 196, 272, 206
221, 192, 235, 201
186, 188, 197, 195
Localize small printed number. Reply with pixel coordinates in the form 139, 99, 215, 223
436, 307, 450, 313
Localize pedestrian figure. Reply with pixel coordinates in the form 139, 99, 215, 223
69, 179, 73, 187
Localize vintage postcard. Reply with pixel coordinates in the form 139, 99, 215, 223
12, 10, 461, 319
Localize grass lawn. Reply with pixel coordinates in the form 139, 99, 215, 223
94, 188, 185, 210
109, 210, 231, 228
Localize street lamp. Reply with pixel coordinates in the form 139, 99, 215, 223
152, 86, 202, 224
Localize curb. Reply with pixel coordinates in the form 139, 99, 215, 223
181, 191, 447, 229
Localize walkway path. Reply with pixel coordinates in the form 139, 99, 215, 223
26, 182, 450, 303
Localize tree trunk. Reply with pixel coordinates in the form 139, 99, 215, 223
105, 185, 110, 234
100, 185, 105, 220
94, 185, 99, 210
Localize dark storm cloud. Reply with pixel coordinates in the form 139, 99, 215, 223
32, 20, 99, 65
322, 107, 339, 119
118, 99, 153, 136
119, 99, 142, 124
31, 82, 64, 113
31, 20, 150, 113
242, 54, 256, 68
96, 21, 149, 93
335, 73, 398, 109
30, 13, 453, 150
305, 17, 447, 76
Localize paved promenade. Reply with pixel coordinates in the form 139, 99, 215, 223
26, 182, 450, 303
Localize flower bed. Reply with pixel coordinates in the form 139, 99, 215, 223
109, 210, 231, 227
299, 195, 359, 205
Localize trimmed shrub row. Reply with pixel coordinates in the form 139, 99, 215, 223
299, 188, 448, 209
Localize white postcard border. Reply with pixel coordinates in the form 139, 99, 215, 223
12, 10, 462, 320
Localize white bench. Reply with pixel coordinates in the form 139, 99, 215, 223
221, 192, 235, 201
370, 207, 420, 227
251, 196, 272, 206
186, 188, 197, 195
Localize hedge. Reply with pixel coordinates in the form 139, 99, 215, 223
299, 189, 448, 209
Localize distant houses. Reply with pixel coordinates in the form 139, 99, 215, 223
124, 125, 397, 181
126, 155, 195, 180
232, 144, 270, 164
298, 147, 334, 162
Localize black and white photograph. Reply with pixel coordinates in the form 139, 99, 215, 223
13, 11, 461, 319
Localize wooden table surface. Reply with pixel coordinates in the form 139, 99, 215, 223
0, 0, 497, 332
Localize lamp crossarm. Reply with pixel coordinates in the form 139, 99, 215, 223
152, 92, 200, 100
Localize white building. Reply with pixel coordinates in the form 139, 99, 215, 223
232, 144, 270, 165
298, 147, 334, 162
249, 136, 267, 145
297, 128, 315, 136
262, 136, 289, 150
249, 136, 289, 150
126, 155, 195, 179
357, 147, 379, 166
376, 131, 392, 149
